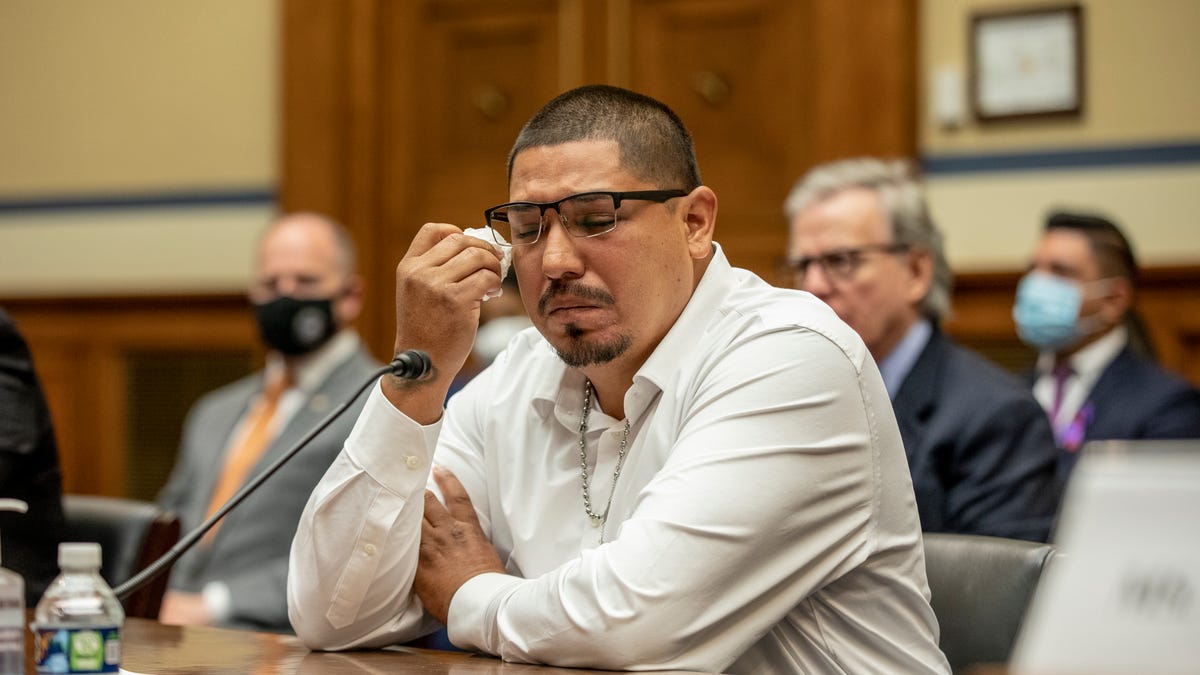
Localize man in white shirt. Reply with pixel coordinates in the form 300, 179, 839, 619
288, 86, 949, 674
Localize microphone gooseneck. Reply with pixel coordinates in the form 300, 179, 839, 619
114, 349, 432, 600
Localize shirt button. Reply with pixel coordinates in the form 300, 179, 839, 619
405, 455, 421, 469
363, 543, 377, 556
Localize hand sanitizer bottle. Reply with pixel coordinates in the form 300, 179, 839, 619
0, 498, 28, 675
32, 542, 123, 673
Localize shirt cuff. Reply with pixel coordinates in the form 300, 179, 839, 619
446, 572, 524, 654
345, 378, 444, 496
202, 581, 233, 623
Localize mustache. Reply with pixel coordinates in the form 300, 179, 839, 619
537, 281, 615, 315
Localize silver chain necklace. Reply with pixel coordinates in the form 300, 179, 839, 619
578, 380, 631, 536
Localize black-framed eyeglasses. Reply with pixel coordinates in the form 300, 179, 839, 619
483, 189, 688, 247
784, 243, 911, 283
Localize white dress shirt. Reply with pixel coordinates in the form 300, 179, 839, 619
878, 318, 933, 398
1033, 325, 1127, 434
288, 246, 949, 674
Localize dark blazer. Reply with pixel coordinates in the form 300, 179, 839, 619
157, 341, 380, 631
0, 308, 66, 605
1050, 346, 1200, 480
891, 328, 1060, 542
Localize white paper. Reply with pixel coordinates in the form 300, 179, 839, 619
461, 227, 511, 300
1011, 440, 1200, 674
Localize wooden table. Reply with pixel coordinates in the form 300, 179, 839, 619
27, 614, 705, 674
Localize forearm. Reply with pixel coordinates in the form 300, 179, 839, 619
447, 462, 874, 672
445, 341, 881, 670
288, 382, 444, 649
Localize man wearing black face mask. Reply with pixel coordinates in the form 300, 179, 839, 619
157, 212, 381, 631
1014, 211, 1200, 484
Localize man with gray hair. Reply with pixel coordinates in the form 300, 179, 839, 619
785, 158, 1059, 541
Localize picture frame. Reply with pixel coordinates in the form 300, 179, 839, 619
970, 4, 1084, 122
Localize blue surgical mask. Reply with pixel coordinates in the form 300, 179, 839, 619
1012, 271, 1107, 352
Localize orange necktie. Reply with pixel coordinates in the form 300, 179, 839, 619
203, 371, 292, 542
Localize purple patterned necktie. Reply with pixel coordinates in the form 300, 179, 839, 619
1049, 364, 1072, 424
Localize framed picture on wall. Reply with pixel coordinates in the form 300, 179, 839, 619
970, 4, 1083, 122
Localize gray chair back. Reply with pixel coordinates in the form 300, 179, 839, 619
922, 533, 1055, 673
61, 494, 181, 620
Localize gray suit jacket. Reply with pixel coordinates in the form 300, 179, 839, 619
157, 341, 380, 631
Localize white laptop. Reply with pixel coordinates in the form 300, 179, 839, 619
1010, 439, 1200, 674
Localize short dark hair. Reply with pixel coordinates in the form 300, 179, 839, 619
506, 85, 702, 191
1045, 211, 1138, 284
1046, 210, 1157, 359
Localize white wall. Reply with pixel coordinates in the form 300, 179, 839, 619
920, 0, 1200, 270
0, 0, 278, 296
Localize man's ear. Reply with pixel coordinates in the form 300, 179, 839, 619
903, 247, 935, 307
1099, 276, 1133, 324
337, 275, 366, 326
683, 186, 718, 260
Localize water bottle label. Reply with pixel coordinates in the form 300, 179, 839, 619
33, 626, 120, 673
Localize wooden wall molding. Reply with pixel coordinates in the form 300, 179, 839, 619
280, 0, 918, 355
3, 294, 259, 497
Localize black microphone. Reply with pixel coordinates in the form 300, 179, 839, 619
389, 348, 432, 380
114, 348, 432, 599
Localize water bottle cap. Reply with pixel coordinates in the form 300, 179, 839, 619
59, 542, 102, 569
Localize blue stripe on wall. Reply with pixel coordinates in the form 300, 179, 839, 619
0, 187, 276, 214
921, 141, 1200, 175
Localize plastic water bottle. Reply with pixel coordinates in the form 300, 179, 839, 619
0, 499, 29, 675
32, 543, 123, 674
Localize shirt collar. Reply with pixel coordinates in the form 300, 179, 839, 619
878, 318, 933, 399
1035, 324, 1127, 380
264, 329, 361, 394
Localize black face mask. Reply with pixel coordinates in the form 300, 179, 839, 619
254, 295, 338, 355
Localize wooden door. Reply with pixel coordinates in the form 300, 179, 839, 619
280, 0, 916, 356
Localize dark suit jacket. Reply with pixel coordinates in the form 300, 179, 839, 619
891, 328, 1060, 542
1051, 346, 1200, 480
0, 308, 66, 605
157, 341, 380, 631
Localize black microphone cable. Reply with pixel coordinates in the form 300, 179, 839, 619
113, 349, 432, 599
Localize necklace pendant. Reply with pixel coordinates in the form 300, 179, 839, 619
589, 515, 604, 527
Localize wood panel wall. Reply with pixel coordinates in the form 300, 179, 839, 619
279, 0, 918, 355
946, 267, 1200, 385
3, 296, 259, 498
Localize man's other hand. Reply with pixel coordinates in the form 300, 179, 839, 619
414, 466, 506, 624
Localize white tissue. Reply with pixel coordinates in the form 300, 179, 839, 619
462, 227, 512, 300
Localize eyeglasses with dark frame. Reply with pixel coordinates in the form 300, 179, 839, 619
483, 189, 689, 247
784, 243, 912, 283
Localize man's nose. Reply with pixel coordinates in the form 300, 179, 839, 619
274, 277, 302, 296
538, 213, 584, 280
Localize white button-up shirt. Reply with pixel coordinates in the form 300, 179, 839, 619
288, 246, 948, 674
